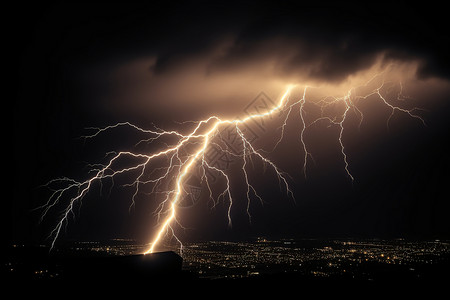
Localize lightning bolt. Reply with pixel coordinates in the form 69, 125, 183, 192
39, 67, 425, 254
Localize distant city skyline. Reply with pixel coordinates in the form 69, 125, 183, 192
4, 238, 449, 282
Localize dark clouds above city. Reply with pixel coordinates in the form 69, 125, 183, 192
12, 1, 450, 244
14, 1, 450, 123
44, 1, 450, 79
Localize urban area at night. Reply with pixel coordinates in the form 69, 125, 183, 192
5, 238, 449, 284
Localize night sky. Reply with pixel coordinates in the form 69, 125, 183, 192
12, 1, 450, 247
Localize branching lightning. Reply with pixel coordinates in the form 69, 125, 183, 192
39, 67, 425, 254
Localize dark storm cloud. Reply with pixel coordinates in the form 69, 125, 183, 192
33, 2, 449, 84
205, 27, 384, 82
141, 1, 450, 82
18, 1, 449, 126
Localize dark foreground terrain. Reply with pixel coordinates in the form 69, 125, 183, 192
3, 240, 449, 294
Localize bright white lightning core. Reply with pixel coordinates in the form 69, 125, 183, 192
39, 68, 425, 254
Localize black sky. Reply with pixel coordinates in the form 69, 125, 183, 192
12, 1, 450, 246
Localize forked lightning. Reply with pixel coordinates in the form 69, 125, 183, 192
39, 68, 425, 253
